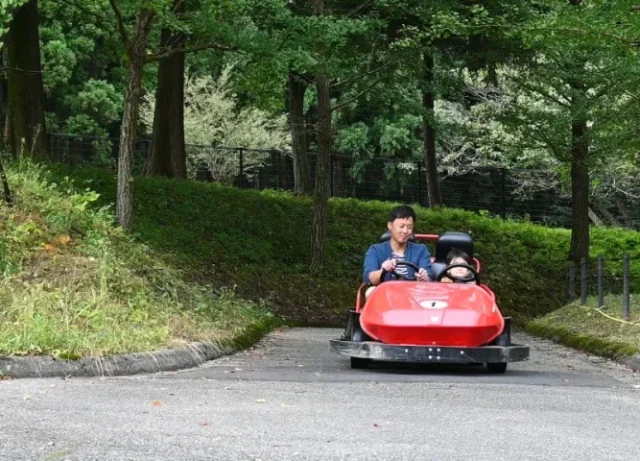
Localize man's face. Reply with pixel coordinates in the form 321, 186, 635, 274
387, 217, 414, 244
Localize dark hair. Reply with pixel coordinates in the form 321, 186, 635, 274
387, 205, 416, 223
446, 248, 472, 265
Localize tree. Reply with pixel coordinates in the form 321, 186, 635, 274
288, 71, 313, 195
5, 0, 48, 158
0, 156, 12, 206
308, 0, 331, 272
144, 0, 186, 179
108, 1, 156, 230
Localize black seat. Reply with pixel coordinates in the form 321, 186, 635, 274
431, 232, 474, 280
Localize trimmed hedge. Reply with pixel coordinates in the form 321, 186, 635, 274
45, 163, 640, 326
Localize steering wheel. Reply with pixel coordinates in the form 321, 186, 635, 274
381, 260, 421, 282
436, 262, 481, 285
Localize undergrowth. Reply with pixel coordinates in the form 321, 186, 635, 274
0, 159, 276, 358
526, 295, 640, 358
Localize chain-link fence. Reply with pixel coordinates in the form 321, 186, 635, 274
47, 132, 640, 231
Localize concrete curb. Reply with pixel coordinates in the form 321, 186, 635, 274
0, 321, 278, 379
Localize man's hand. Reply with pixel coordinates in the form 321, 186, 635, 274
381, 259, 397, 272
417, 268, 430, 281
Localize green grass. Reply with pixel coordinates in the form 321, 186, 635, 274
0, 160, 277, 358
41, 162, 640, 328
527, 296, 640, 359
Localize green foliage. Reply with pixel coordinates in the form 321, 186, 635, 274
44, 164, 640, 327
0, 160, 275, 357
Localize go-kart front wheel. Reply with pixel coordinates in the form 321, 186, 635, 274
486, 362, 507, 374
350, 357, 372, 369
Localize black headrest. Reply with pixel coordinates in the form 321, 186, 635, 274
379, 231, 416, 243
435, 231, 474, 263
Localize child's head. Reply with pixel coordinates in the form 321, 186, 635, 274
446, 248, 473, 279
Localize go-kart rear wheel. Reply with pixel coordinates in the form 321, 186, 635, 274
350, 357, 372, 369
486, 362, 507, 374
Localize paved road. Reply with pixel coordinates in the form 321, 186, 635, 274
1, 328, 640, 461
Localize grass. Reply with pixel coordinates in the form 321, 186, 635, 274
0, 159, 277, 358
526, 295, 640, 359
41, 162, 640, 329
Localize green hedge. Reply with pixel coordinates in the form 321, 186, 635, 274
45, 163, 640, 326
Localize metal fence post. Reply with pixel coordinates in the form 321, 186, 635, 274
580, 258, 587, 305
501, 168, 507, 218
623, 252, 630, 320
569, 261, 575, 303
597, 255, 604, 309
238, 148, 244, 188
330, 155, 334, 197
417, 161, 422, 206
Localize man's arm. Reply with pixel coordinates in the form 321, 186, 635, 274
363, 246, 386, 286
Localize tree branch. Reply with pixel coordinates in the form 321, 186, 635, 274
56, 0, 107, 21
504, 74, 571, 108
330, 61, 392, 89
347, 0, 373, 18
145, 43, 236, 63
108, 0, 130, 49
331, 78, 382, 112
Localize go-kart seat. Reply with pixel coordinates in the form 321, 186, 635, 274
431, 231, 474, 280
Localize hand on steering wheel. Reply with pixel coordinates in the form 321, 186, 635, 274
436, 262, 480, 285
381, 260, 422, 282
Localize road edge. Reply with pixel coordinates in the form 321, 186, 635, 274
0, 319, 279, 379
526, 321, 640, 371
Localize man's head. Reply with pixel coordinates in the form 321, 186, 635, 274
386, 205, 416, 244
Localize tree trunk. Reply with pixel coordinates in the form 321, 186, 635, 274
0, 156, 13, 207
6, 0, 48, 158
116, 11, 155, 231
309, 0, 330, 272
422, 52, 442, 207
568, 0, 588, 263
309, 72, 332, 272
569, 117, 589, 263
289, 72, 312, 195
144, 0, 186, 179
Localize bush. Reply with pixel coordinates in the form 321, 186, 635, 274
43, 163, 640, 327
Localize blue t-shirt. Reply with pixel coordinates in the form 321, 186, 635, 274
362, 240, 433, 284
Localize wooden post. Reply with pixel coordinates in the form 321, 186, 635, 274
623, 252, 630, 320
597, 255, 604, 308
580, 258, 587, 305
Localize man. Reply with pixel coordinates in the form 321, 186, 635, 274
362, 205, 433, 297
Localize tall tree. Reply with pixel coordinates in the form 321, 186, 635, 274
5, 0, 48, 158
109, 1, 155, 230
144, 0, 187, 179
309, 0, 331, 272
421, 51, 442, 207
288, 71, 313, 195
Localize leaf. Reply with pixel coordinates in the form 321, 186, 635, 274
153, 400, 161, 407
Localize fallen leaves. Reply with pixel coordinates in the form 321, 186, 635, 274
153, 400, 161, 407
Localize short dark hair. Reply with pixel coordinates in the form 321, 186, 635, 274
387, 205, 416, 223
446, 248, 472, 265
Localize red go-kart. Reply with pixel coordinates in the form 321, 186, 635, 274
330, 231, 530, 373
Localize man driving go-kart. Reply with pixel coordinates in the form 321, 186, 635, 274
362, 205, 432, 298
331, 204, 530, 373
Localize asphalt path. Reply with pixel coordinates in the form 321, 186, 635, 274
1, 328, 640, 461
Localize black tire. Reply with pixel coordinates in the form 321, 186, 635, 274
351, 357, 371, 369
486, 362, 507, 374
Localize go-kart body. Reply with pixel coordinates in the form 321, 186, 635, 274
330, 232, 530, 372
